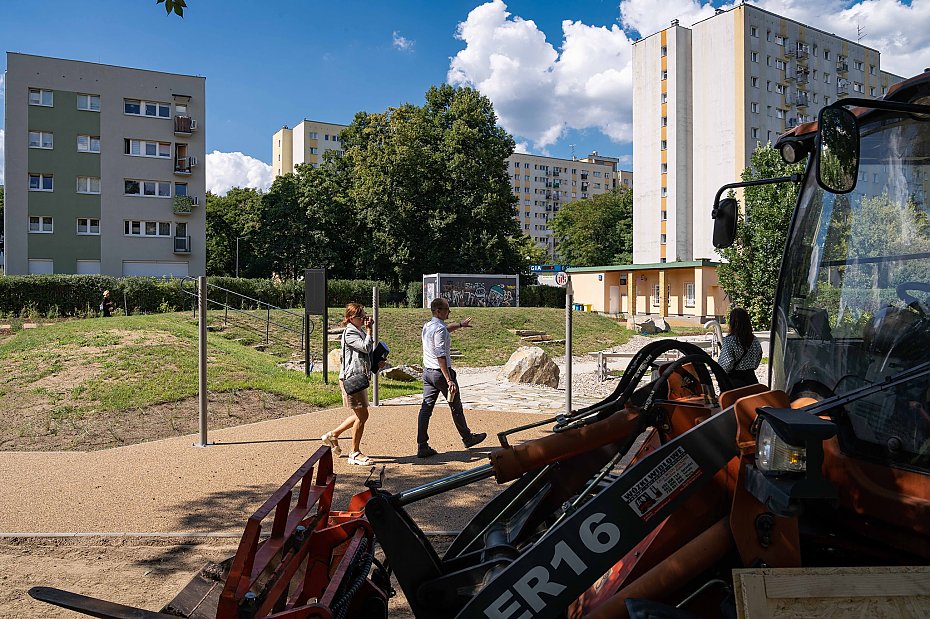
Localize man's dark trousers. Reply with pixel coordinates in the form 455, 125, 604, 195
417, 368, 472, 447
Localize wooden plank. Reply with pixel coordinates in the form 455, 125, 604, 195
765, 570, 930, 598
734, 572, 771, 619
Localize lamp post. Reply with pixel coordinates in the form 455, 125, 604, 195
235, 236, 248, 278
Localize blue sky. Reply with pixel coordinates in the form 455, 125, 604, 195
2, 0, 927, 193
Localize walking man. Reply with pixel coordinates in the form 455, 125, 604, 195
416, 297, 486, 458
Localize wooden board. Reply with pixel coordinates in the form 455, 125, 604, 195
733, 566, 930, 618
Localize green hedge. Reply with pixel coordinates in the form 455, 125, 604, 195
0, 275, 568, 317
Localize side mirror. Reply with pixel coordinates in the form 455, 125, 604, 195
817, 107, 860, 194
712, 197, 738, 249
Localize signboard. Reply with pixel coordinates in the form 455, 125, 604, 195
555, 271, 568, 287
304, 268, 327, 315
531, 264, 568, 273
422, 273, 519, 307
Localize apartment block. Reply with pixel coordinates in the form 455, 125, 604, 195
272, 119, 347, 176
508, 152, 630, 257
3, 53, 205, 277
633, 4, 903, 265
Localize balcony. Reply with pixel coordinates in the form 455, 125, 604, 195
580, 173, 588, 180
175, 156, 198, 175
836, 61, 849, 73
796, 72, 809, 85
795, 45, 809, 60
552, 170, 560, 177
173, 195, 198, 214
174, 115, 198, 135
837, 81, 849, 96
174, 236, 191, 254
795, 95, 809, 108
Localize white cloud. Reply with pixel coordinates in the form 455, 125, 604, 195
206, 151, 272, 196
449, 0, 633, 149
392, 31, 415, 52
451, 0, 930, 152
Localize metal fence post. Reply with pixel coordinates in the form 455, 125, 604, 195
565, 276, 573, 416
196, 275, 209, 447
373, 286, 380, 406
266, 307, 270, 344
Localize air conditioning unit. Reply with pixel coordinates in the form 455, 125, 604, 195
190, 119, 198, 130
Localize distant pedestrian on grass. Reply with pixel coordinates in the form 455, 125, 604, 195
322, 303, 376, 465
100, 290, 114, 318
416, 297, 486, 458
718, 307, 763, 389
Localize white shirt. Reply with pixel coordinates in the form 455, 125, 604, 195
422, 317, 452, 370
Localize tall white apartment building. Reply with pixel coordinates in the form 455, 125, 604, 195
4, 53, 206, 277
272, 120, 347, 176
508, 152, 631, 257
633, 4, 902, 264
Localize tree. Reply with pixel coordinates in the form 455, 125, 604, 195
205, 188, 262, 276
340, 85, 522, 285
716, 144, 805, 329
549, 187, 634, 267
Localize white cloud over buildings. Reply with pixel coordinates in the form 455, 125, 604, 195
393, 31, 415, 51
205, 150, 273, 196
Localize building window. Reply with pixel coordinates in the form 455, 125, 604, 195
775, 59, 785, 70
660, 187, 667, 197
751, 77, 758, 88
776, 83, 786, 94
661, 116, 668, 126
824, 49, 831, 60
76, 176, 101, 194
870, 86, 877, 97
124, 220, 172, 237
653, 284, 661, 306
28, 131, 54, 149
824, 72, 831, 84
77, 218, 100, 235
124, 139, 171, 158
750, 26, 758, 37
751, 127, 760, 139
29, 173, 54, 191
661, 210, 668, 221
29, 216, 54, 233
750, 52, 758, 63
774, 35, 786, 46
660, 70, 668, 80
825, 96, 831, 105
853, 82, 864, 93
124, 99, 171, 118
309, 131, 319, 139
660, 234, 667, 244
776, 108, 785, 119
685, 283, 695, 307
309, 147, 319, 154
766, 56, 773, 67
853, 60, 863, 70
514, 161, 520, 168
124, 179, 171, 197
77, 134, 101, 153
750, 102, 760, 113
661, 92, 667, 103
660, 140, 667, 150
660, 163, 668, 173
660, 46, 667, 57
29, 88, 53, 106
77, 94, 101, 111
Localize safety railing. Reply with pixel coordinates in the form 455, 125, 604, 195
179, 277, 313, 353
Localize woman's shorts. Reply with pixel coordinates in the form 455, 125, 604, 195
340, 380, 369, 410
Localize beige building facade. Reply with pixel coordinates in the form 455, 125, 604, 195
4, 53, 206, 277
272, 119, 347, 176
633, 5, 903, 265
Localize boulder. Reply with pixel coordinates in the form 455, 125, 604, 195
498, 346, 560, 388
382, 365, 421, 382
637, 318, 659, 335
328, 348, 342, 369
654, 317, 671, 333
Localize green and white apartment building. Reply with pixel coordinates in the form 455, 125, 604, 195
3, 53, 206, 276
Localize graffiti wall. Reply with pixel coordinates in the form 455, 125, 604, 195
422, 274, 519, 307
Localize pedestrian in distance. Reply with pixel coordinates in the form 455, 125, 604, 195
322, 303, 378, 465
416, 297, 486, 458
718, 307, 763, 389
100, 290, 114, 318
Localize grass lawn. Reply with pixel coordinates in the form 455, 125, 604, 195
0, 308, 632, 450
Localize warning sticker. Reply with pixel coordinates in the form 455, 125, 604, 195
621, 446, 701, 521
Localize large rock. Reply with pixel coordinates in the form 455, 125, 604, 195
328, 348, 342, 370
654, 317, 671, 333
637, 318, 659, 335
382, 365, 420, 382
498, 346, 560, 388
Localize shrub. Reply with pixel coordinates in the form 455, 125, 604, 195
520, 285, 565, 308
406, 281, 423, 308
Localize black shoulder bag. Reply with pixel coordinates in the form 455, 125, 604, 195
341, 330, 370, 395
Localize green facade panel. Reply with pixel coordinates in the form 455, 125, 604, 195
27, 90, 102, 271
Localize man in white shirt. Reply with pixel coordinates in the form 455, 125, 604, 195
416, 297, 486, 458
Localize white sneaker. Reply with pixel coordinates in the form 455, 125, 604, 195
321, 432, 342, 457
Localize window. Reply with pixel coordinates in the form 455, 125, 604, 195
685, 283, 695, 307
751, 77, 758, 88
776, 108, 786, 119
660, 234, 667, 244
660, 163, 668, 173
29, 216, 54, 233
29, 173, 54, 191
766, 56, 773, 67
766, 80, 773, 92
124, 99, 170, 117
776, 83, 786, 94
77, 94, 100, 111
309, 131, 319, 140
513, 161, 519, 168
124, 179, 171, 197
653, 284, 661, 306
751, 102, 760, 113
77, 134, 101, 153
593, 171, 602, 177
660, 187, 667, 197
751, 127, 760, 139
76, 176, 101, 194
853, 82, 864, 93
124, 139, 171, 158
660, 70, 668, 80
870, 65, 877, 76
77, 218, 100, 235
750, 52, 759, 63
660, 46, 667, 57
660, 140, 667, 150
775, 59, 785, 70
124, 220, 172, 237
750, 26, 758, 37
29, 88, 53, 106
853, 60, 863, 70
825, 96, 831, 105
28, 131, 54, 149
661, 210, 668, 221
661, 92, 668, 103
824, 72, 831, 84
176, 103, 188, 115
309, 147, 319, 154
661, 116, 668, 127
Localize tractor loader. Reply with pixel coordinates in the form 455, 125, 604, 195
30, 72, 930, 618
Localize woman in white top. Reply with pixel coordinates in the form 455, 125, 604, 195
321, 303, 374, 465
718, 307, 763, 389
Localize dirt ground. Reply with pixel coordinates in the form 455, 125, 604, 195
0, 390, 317, 452
2, 535, 446, 618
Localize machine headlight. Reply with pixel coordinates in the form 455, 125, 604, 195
756, 419, 806, 474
